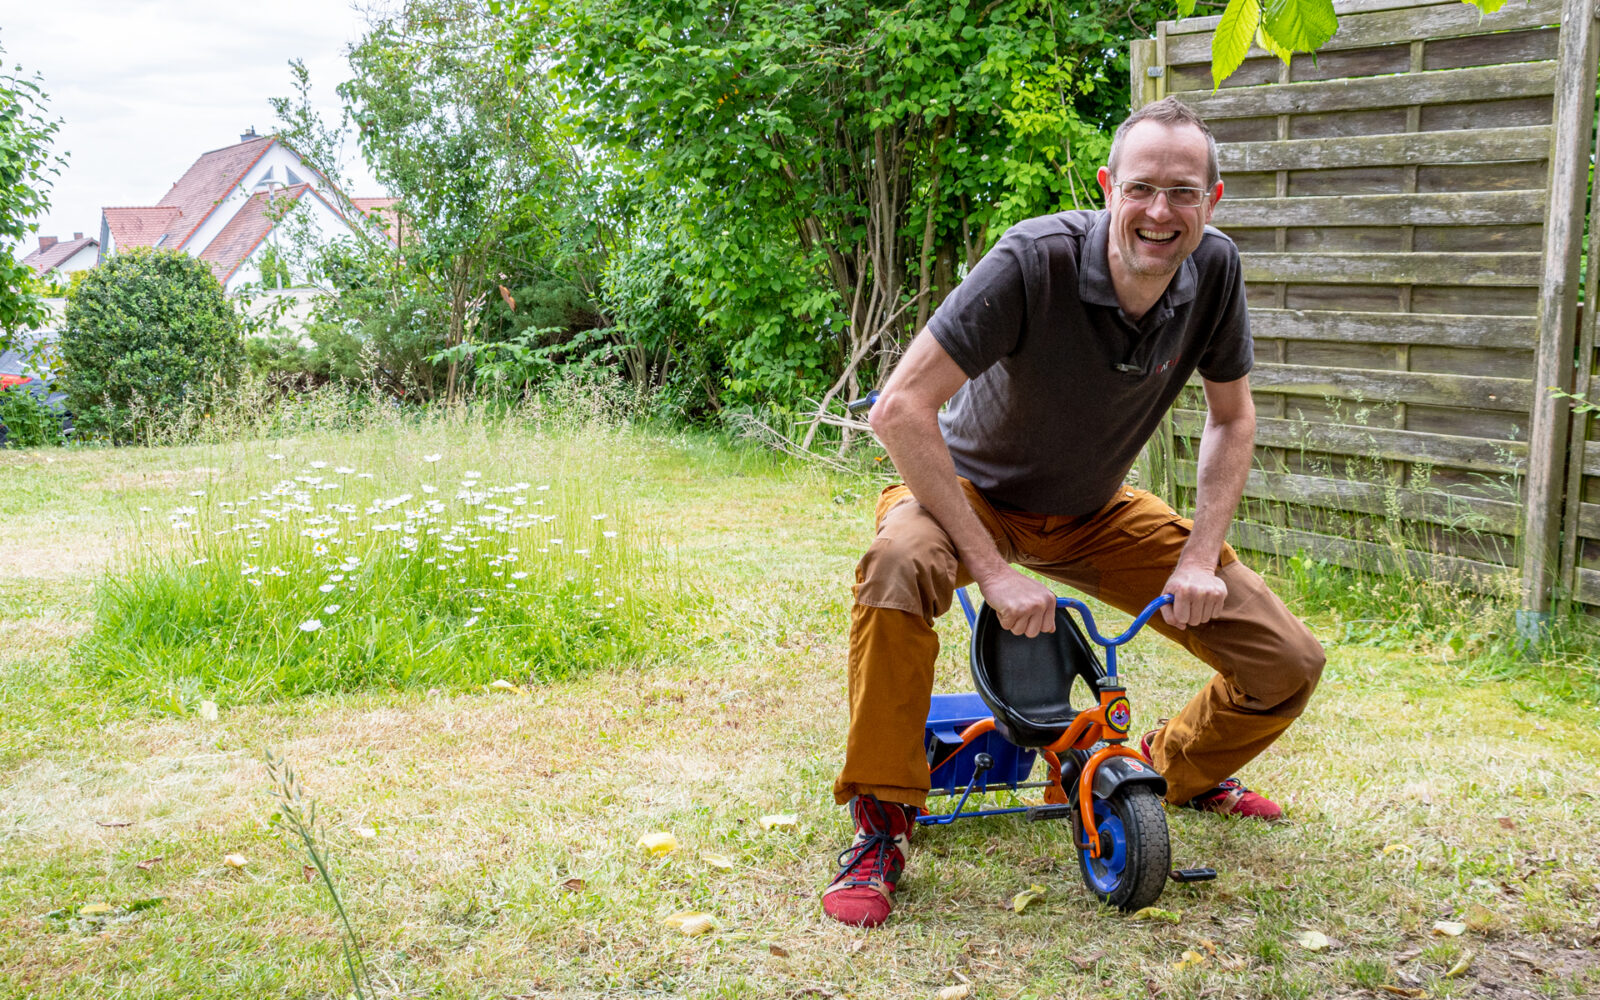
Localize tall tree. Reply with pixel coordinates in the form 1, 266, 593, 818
0, 43, 66, 355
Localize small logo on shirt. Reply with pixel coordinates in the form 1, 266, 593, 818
1155, 357, 1180, 375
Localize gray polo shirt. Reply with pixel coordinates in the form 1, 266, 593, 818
927, 209, 1252, 516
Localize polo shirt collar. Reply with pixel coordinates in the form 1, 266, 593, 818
1078, 209, 1200, 311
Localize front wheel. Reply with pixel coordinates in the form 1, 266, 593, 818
1074, 785, 1170, 912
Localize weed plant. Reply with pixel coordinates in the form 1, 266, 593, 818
77, 418, 688, 707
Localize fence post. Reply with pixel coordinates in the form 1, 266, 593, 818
1520, 0, 1600, 626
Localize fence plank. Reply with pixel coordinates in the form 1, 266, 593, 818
1242, 252, 1543, 286
1577, 567, 1600, 605
1165, 0, 1558, 52
1218, 125, 1551, 172
1251, 363, 1531, 411
1175, 462, 1522, 534
1177, 63, 1554, 120
1215, 190, 1546, 228
1227, 522, 1510, 588
1172, 410, 1527, 471
1249, 309, 1536, 349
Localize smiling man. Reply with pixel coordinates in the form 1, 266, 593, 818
822, 98, 1326, 928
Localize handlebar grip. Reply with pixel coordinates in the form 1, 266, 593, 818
846, 390, 880, 415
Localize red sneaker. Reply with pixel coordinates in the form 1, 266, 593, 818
821, 796, 915, 927
1188, 777, 1282, 820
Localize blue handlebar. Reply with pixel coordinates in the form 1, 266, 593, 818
1056, 594, 1172, 649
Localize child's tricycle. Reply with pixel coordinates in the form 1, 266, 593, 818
923, 587, 1193, 912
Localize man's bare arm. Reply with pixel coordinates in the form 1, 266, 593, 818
1161, 373, 1256, 629
870, 330, 1058, 637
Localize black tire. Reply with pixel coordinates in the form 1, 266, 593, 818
1073, 784, 1170, 912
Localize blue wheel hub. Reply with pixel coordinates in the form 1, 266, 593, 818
1079, 799, 1129, 894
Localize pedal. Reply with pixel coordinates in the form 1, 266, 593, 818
1023, 804, 1077, 822
1170, 867, 1218, 883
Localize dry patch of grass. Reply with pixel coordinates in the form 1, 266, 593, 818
3, 425, 1599, 999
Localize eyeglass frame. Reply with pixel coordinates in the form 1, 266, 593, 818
1108, 178, 1214, 209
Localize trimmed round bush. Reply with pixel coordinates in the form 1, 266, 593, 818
60, 247, 243, 440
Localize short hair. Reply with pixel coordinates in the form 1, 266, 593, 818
1107, 97, 1220, 189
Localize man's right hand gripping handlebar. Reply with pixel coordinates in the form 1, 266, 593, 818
973, 563, 1059, 638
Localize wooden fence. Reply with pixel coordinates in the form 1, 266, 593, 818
1130, 0, 1600, 615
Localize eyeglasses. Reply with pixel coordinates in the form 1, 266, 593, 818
1112, 180, 1210, 208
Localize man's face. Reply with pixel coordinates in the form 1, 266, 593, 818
1097, 121, 1221, 286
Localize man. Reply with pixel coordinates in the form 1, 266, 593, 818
822, 97, 1325, 928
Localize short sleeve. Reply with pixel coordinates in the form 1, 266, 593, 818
1196, 245, 1253, 383
926, 228, 1032, 379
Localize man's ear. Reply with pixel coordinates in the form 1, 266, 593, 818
1097, 166, 1113, 203
1203, 180, 1224, 222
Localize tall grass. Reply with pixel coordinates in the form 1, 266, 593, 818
77, 416, 691, 707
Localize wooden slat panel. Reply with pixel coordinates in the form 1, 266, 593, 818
1425, 27, 1559, 71
1242, 252, 1543, 286
1173, 410, 1527, 472
1577, 567, 1600, 606
1215, 190, 1547, 228
1249, 309, 1536, 350
1584, 440, 1600, 476
1228, 522, 1512, 587
1218, 125, 1550, 172
1578, 500, 1600, 540
1164, 0, 1559, 53
1251, 363, 1531, 412
1178, 63, 1554, 120
1176, 463, 1522, 534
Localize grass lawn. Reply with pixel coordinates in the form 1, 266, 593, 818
3, 418, 1599, 1000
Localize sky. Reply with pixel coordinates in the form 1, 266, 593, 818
2, 0, 382, 252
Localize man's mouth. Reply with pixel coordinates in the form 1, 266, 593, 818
1137, 229, 1178, 245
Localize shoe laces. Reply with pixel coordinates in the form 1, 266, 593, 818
830, 798, 905, 888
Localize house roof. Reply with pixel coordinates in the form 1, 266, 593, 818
155, 135, 277, 250
22, 236, 98, 276
350, 197, 403, 244
103, 206, 184, 249
198, 184, 311, 284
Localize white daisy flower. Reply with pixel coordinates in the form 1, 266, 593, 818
424, 454, 442, 463
319, 584, 336, 593
309, 461, 327, 469
464, 616, 479, 627
268, 453, 285, 460
299, 619, 323, 632
324, 604, 341, 614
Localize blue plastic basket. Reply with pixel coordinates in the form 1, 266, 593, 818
925, 692, 1038, 795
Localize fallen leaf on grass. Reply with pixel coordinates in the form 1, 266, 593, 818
1431, 921, 1467, 937
1068, 952, 1105, 971
352, 826, 376, 840
302, 865, 317, 882
78, 903, 113, 916
702, 854, 736, 870
559, 878, 586, 893
769, 944, 789, 958
663, 911, 715, 936
222, 853, 248, 869
936, 986, 971, 1000
759, 814, 798, 832
135, 857, 162, 871
489, 679, 517, 692
636, 832, 678, 856
95, 819, 133, 828
1198, 939, 1218, 956
1382, 843, 1414, 855
1131, 906, 1181, 923
198, 700, 219, 721
1175, 949, 1207, 970
1291, 930, 1330, 951
1012, 884, 1047, 914
1497, 816, 1517, 830
1377, 987, 1426, 998
1445, 949, 1475, 978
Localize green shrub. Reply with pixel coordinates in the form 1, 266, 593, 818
59, 247, 243, 440
0, 384, 68, 447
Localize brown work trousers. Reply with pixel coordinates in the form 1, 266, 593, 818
832, 481, 1325, 808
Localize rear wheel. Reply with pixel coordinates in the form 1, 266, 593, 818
1074, 785, 1170, 911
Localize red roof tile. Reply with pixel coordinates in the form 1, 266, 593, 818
22, 236, 98, 276
156, 136, 277, 250
197, 184, 310, 284
103, 206, 183, 249
350, 196, 404, 244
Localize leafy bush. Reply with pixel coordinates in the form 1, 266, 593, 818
0, 384, 68, 447
59, 247, 243, 441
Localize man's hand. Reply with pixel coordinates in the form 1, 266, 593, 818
976, 565, 1058, 637
1160, 563, 1228, 630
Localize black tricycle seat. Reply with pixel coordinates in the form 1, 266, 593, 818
970, 603, 1106, 748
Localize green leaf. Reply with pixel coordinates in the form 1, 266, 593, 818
1460, 0, 1509, 12
1176, 0, 1199, 17
1260, 0, 1338, 55
1255, 25, 1293, 65
1212, 0, 1262, 89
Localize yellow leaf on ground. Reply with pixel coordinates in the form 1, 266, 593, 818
1292, 930, 1330, 951
759, 814, 798, 832
1382, 843, 1414, 855
222, 853, 248, 869
637, 832, 678, 856
198, 700, 219, 721
1175, 949, 1207, 970
1012, 884, 1047, 914
702, 854, 736, 870
1377, 987, 1426, 998
489, 679, 516, 691
937, 986, 972, 1000
1431, 920, 1468, 937
664, 911, 714, 935
1445, 948, 1475, 978
1130, 906, 1181, 923
77, 903, 113, 916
